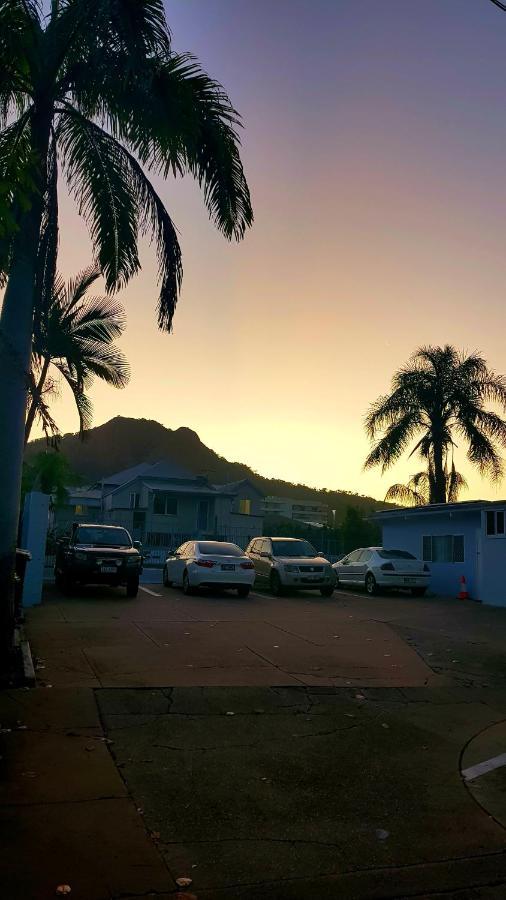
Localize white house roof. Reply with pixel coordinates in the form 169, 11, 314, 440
100, 459, 192, 487
141, 480, 233, 497
213, 478, 265, 497
372, 500, 506, 520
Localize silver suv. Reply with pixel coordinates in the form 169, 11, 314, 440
245, 537, 335, 596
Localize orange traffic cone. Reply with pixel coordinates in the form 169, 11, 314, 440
457, 575, 469, 600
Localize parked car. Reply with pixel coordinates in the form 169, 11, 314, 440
245, 537, 335, 596
332, 547, 430, 596
163, 540, 256, 597
55, 523, 143, 597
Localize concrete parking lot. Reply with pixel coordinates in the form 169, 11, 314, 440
2, 583, 506, 898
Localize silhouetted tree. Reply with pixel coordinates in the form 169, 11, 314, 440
0, 0, 252, 663
365, 346, 506, 505
26, 266, 129, 444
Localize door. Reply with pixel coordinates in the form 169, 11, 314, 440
255, 539, 272, 580
197, 501, 209, 532
354, 549, 370, 586
166, 542, 188, 584
338, 549, 363, 584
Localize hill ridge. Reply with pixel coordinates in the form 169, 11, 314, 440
25, 416, 392, 522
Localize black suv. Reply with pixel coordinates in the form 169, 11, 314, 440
55, 523, 143, 597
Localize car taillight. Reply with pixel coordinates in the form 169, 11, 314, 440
196, 559, 215, 568
240, 561, 254, 569
380, 562, 395, 571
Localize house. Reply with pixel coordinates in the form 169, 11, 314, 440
263, 495, 330, 526
373, 500, 506, 606
52, 462, 264, 551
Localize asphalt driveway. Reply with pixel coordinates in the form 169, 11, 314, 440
2, 583, 506, 898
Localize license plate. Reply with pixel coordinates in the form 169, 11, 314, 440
403, 577, 415, 584
221, 564, 235, 571
101, 566, 117, 574
302, 576, 319, 582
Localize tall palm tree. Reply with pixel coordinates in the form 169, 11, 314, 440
385, 457, 468, 507
365, 345, 506, 504
0, 0, 252, 659
25, 265, 129, 444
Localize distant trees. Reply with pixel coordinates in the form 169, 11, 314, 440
365, 346, 506, 504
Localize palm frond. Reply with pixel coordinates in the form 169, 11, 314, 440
58, 110, 140, 292
384, 482, 425, 506
364, 412, 420, 472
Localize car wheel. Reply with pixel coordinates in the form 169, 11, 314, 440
183, 570, 195, 596
365, 572, 378, 595
126, 576, 139, 598
62, 573, 74, 594
270, 570, 284, 596
237, 586, 250, 598
412, 587, 427, 597
163, 566, 172, 588
320, 586, 334, 597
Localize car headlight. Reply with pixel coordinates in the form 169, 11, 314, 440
284, 564, 298, 572
74, 551, 87, 561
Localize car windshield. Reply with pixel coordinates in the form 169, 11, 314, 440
75, 526, 132, 548
272, 540, 318, 558
198, 542, 243, 557
377, 549, 416, 560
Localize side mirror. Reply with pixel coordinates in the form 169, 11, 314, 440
133, 540, 142, 551
167, 549, 178, 557
317, 551, 324, 557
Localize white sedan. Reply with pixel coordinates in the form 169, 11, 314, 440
332, 547, 430, 596
163, 540, 256, 597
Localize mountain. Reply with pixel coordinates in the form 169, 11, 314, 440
25, 416, 392, 522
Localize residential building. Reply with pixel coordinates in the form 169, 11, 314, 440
373, 500, 506, 606
263, 495, 330, 526
51, 461, 264, 552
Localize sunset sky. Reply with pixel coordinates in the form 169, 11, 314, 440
40, 0, 506, 500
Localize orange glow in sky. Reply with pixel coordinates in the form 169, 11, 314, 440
28, 1, 506, 501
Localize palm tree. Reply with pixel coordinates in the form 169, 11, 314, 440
0, 0, 252, 660
25, 265, 129, 444
385, 457, 468, 507
365, 345, 506, 504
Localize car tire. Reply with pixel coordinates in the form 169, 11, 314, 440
62, 573, 74, 594
320, 586, 334, 597
183, 570, 195, 596
365, 572, 378, 595
270, 570, 284, 596
126, 576, 139, 598
163, 566, 172, 588
412, 587, 427, 597
237, 586, 250, 598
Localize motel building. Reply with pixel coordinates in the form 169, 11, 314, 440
373, 500, 506, 607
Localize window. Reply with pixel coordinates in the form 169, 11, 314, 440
486, 510, 505, 537
198, 542, 243, 557
129, 492, 140, 509
422, 535, 464, 563
74, 505, 86, 516
378, 549, 416, 560
272, 539, 317, 558
146, 532, 172, 548
153, 492, 178, 516
238, 498, 252, 515
75, 526, 131, 547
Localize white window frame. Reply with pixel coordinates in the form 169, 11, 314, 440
485, 510, 506, 539
422, 534, 465, 563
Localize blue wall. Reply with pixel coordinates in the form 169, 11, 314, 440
381, 509, 481, 599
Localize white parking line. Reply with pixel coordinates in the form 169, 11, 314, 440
462, 752, 506, 782
139, 586, 162, 598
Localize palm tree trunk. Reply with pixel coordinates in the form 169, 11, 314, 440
432, 433, 447, 504
0, 207, 44, 670
24, 357, 51, 445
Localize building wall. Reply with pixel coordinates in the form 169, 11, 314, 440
477, 509, 506, 607
381, 510, 480, 599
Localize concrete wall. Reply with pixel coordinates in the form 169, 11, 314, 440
21, 491, 50, 607
381, 510, 480, 599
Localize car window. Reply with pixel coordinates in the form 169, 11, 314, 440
176, 543, 187, 555
75, 526, 131, 547
185, 543, 194, 557
198, 542, 243, 556
250, 540, 260, 553
346, 549, 362, 563
260, 539, 271, 555
378, 549, 417, 560
271, 539, 317, 558
359, 550, 371, 562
